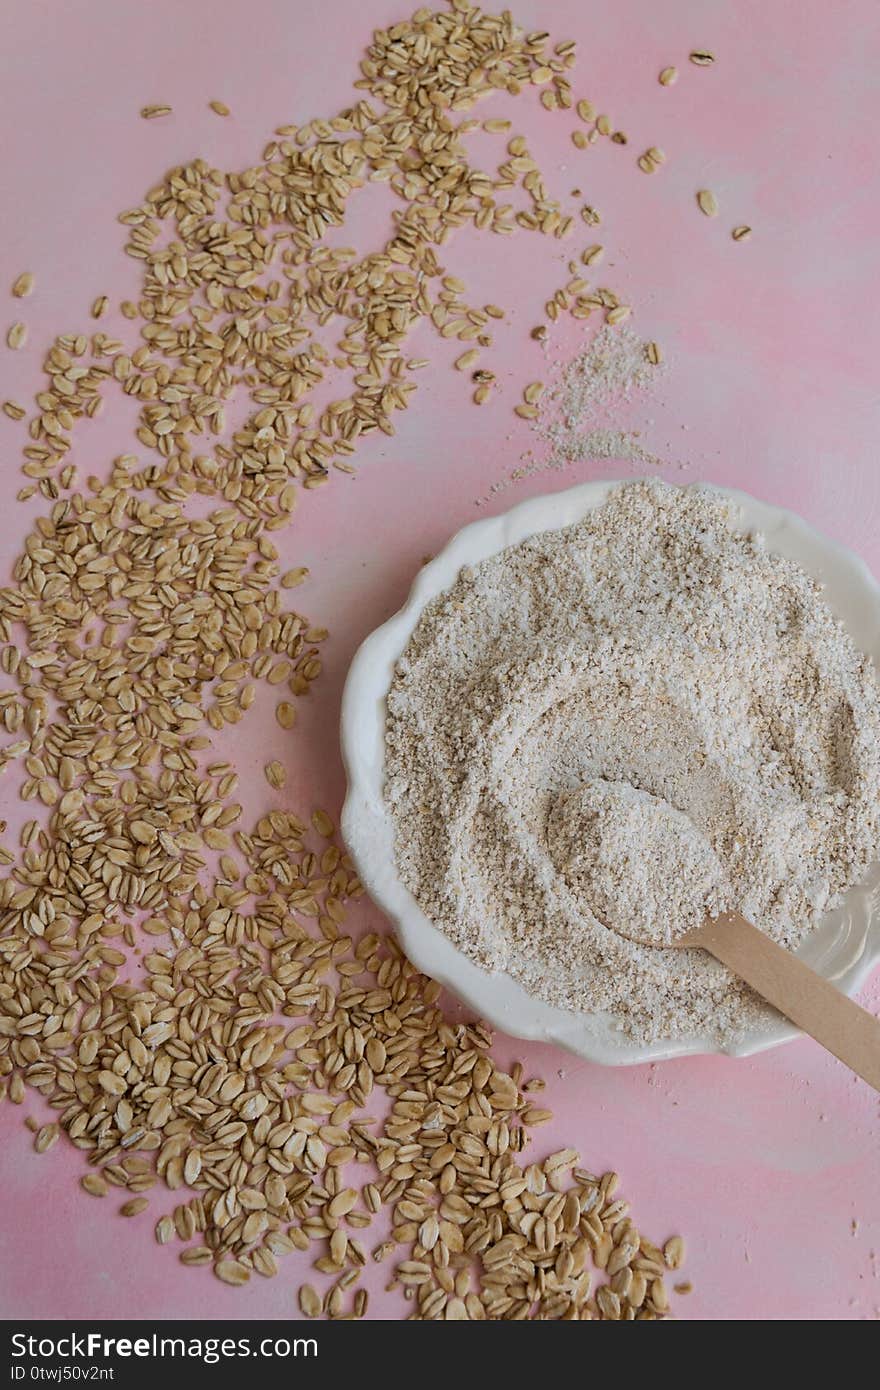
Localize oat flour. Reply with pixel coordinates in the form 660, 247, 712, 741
385, 481, 880, 1045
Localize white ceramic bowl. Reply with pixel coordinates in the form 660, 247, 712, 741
340, 479, 880, 1065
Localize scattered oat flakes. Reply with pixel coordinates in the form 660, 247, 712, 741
0, 5, 686, 1328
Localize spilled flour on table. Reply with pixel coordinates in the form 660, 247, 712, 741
386, 480, 880, 1046
539, 325, 660, 459
483, 326, 676, 502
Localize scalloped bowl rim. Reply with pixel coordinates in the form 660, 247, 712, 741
340, 478, 880, 1066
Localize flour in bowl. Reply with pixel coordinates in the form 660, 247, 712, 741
384, 480, 880, 1045
545, 778, 727, 948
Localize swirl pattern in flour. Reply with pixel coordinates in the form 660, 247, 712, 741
385, 481, 880, 1045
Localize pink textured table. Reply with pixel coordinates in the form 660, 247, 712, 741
2, 0, 879, 1322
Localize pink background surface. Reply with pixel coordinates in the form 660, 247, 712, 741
2, 0, 880, 1321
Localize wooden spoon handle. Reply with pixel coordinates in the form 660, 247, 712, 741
687, 912, 880, 1092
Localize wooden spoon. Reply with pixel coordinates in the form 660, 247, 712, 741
676, 912, 880, 1091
